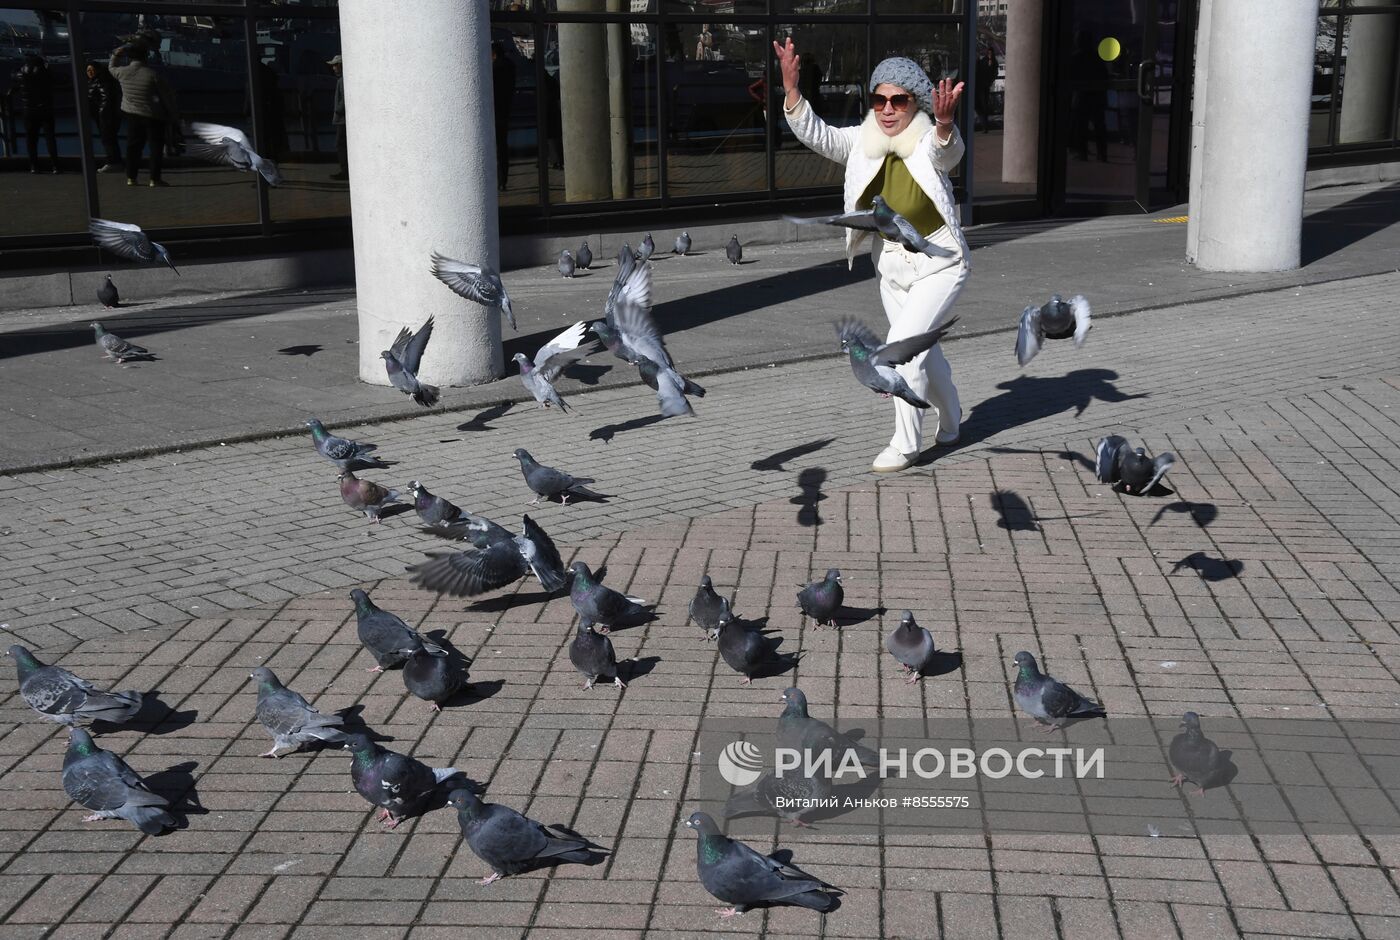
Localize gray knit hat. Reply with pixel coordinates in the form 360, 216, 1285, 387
868, 56, 934, 114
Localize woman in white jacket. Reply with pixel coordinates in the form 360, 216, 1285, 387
775, 38, 968, 472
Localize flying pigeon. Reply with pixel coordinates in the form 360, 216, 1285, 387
402, 646, 468, 711
339, 470, 402, 523
797, 568, 843, 627
776, 687, 878, 766
1011, 651, 1105, 732
725, 235, 742, 265
785, 195, 955, 259
717, 603, 789, 684
685, 811, 840, 917
513, 321, 597, 412
576, 242, 593, 269
7, 645, 141, 726
836, 317, 958, 409
91, 322, 151, 363
63, 728, 177, 834
1169, 712, 1230, 795
885, 610, 936, 683
408, 514, 567, 597
688, 575, 728, 641
608, 279, 703, 417
558, 249, 576, 278
381, 316, 439, 407
447, 788, 602, 884
96, 275, 119, 308
675, 232, 691, 255
723, 767, 831, 828
429, 251, 516, 330
342, 732, 461, 828
425, 510, 515, 551
305, 418, 387, 472
350, 588, 443, 672
186, 121, 284, 184
569, 621, 625, 690
408, 480, 465, 528
89, 218, 179, 274
636, 233, 655, 262
1016, 294, 1092, 366
249, 666, 346, 758
1095, 435, 1176, 495
568, 561, 650, 634
589, 245, 651, 365
513, 448, 603, 505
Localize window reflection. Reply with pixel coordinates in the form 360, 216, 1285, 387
775, 23, 865, 190
664, 22, 767, 197
1336, 14, 1399, 146
493, 23, 540, 207
1311, 15, 1338, 148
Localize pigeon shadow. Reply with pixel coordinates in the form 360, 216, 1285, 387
376, 504, 415, 522
834, 606, 886, 628
562, 362, 614, 387
467, 589, 560, 613
1170, 552, 1244, 582
539, 489, 612, 506
623, 655, 662, 683
1150, 501, 1218, 529
751, 438, 836, 471
917, 648, 964, 680
452, 679, 504, 706
277, 344, 322, 357
457, 402, 513, 431
337, 706, 394, 743
94, 690, 198, 736
589, 413, 667, 444
414, 773, 485, 817
992, 490, 1038, 532
792, 468, 827, 528
957, 371, 1150, 448
144, 760, 204, 830
345, 457, 396, 472
593, 606, 658, 634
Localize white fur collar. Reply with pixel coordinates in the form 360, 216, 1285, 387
859, 109, 932, 160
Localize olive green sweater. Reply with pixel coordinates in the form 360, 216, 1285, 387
858, 153, 945, 237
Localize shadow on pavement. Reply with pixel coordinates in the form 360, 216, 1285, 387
961, 369, 1149, 446
1302, 181, 1400, 266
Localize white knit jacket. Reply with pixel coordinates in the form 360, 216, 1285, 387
782, 95, 970, 270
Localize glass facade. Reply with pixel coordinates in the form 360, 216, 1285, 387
1313, 2, 1400, 156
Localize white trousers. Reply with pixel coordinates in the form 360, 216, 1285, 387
872, 230, 970, 454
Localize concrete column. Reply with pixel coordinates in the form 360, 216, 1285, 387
1185, 0, 1213, 262
557, 0, 611, 201
1001, 0, 1042, 184
606, 2, 634, 199
1338, 2, 1400, 144
340, 0, 502, 386
1193, 1, 1316, 272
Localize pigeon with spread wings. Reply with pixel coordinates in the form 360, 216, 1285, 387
786, 195, 955, 259
513, 321, 598, 412
836, 317, 958, 408
430, 252, 516, 330
89, 218, 178, 275
186, 121, 283, 185
408, 514, 567, 597
382, 316, 439, 407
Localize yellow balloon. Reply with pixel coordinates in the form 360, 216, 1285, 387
1098, 37, 1122, 62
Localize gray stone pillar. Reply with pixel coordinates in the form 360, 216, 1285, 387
1185, 0, 1213, 263
340, 0, 502, 386
1339, 2, 1400, 144
1193, 1, 1316, 272
606, 8, 633, 199
1001, 0, 1042, 184
558, 0, 611, 201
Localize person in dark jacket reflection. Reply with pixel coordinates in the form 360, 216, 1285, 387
87, 60, 124, 172
13, 53, 59, 174
491, 40, 516, 191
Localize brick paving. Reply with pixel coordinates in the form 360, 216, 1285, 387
4, 267, 1400, 933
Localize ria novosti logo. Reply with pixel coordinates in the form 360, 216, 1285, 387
717, 740, 1105, 783
717, 740, 765, 786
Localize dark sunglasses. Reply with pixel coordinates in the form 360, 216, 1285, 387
870, 93, 912, 112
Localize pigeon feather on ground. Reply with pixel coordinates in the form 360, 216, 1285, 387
776, 687, 878, 766
187, 121, 283, 184
1169, 712, 1231, 795
448, 788, 603, 884
63, 728, 176, 834
90, 322, 151, 363
797, 569, 843, 627
89, 218, 179, 274
408, 514, 567, 597
569, 622, 625, 690
351, 588, 443, 672
7, 645, 142, 726
96, 275, 119, 308
382, 316, 439, 407
339, 471, 401, 523
514, 449, 604, 504
836, 317, 958, 409
513, 321, 598, 412
688, 575, 728, 641
1095, 435, 1176, 495
402, 646, 468, 711
785, 195, 955, 258
429, 251, 516, 330
1011, 651, 1105, 731
343, 732, 460, 828
885, 611, 936, 683
568, 561, 650, 633
685, 811, 840, 917
250, 666, 346, 757
1016, 294, 1092, 366
306, 418, 387, 472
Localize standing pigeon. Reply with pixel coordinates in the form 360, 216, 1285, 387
723, 767, 831, 828
636, 233, 655, 262
429, 251, 516, 330
785, 195, 955, 259
569, 622, 625, 690
342, 732, 460, 828
339, 471, 402, 523
91, 322, 151, 363
885, 611, 936, 683
351, 588, 442, 672
688, 575, 728, 641
725, 235, 742, 265
63, 728, 176, 834
674, 232, 691, 255
1015, 294, 1092, 366
685, 811, 840, 917
1011, 651, 1105, 732
89, 218, 179, 274
381, 316, 439, 407
576, 241, 593, 269
1095, 435, 1176, 495
717, 603, 787, 684
306, 418, 387, 472
7, 645, 142, 726
513, 321, 597, 412
402, 646, 468, 711
514, 449, 603, 504
250, 666, 346, 758
96, 275, 120, 308
558, 249, 576, 278
568, 561, 650, 633
408, 514, 567, 597
408, 480, 465, 528
796, 569, 843, 627
448, 788, 600, 884
187, 121, 284, 184
836, 317, 959, 409
776, 687, 878, 767
1169, 712, 1230, 795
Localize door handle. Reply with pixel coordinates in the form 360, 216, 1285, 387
1137, 60, 1157, 102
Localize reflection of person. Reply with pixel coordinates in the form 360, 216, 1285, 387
695, 25, 712, 61
974, 46, 997, 133
329, 54, 348, 180
1068, 30, 1108, 162
776, 38, 970, 472
87, 60, 124, 171
13, 53, 59, 174
543, 53, 563, 170
250, 61, 287, 161
491, 41, 516, 191
110, 43, 178, 186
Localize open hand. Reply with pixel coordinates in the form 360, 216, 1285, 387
772, 37, 800, 94
933, 78, 964, 125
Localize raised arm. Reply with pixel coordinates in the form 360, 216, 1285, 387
774, 37, 856, 164
928, 77, 966, 171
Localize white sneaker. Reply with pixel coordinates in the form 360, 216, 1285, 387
872, 446, 916, 472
